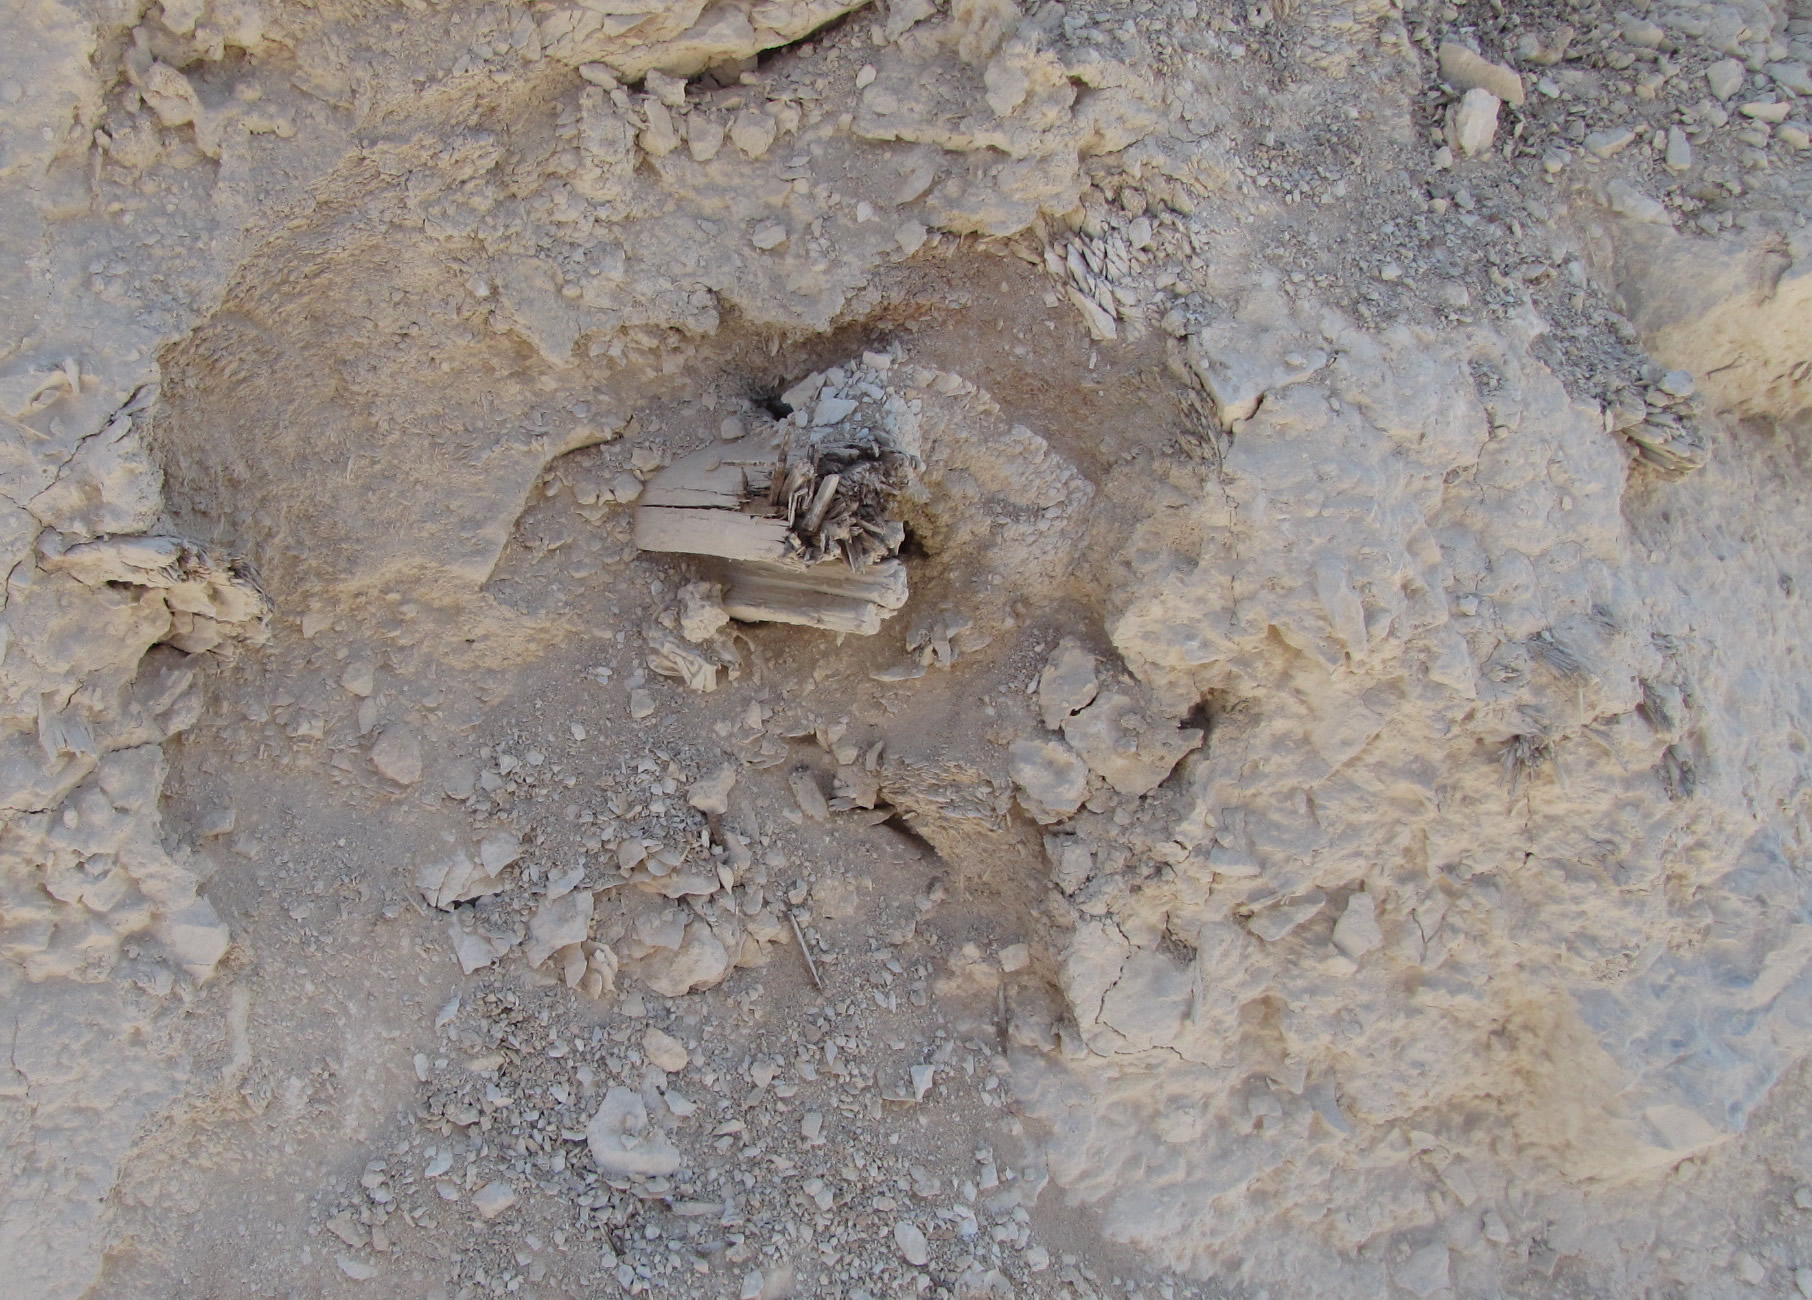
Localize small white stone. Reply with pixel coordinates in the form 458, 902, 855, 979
894, 1219, 930, 1266
645, 70, 686, 108
997, 942, 1031, 973
1451, 88, 1500, 156
629, 688, 656, 720
1583, 126, 1635, 158
688, 762, 738, 815
751, 223, 789, 251
158, 898, 232, 981
812, 395, 858, 426
1006, 738, 1089, 821
1733, 1251, 1764, 1284
479, 832, 521, 875
789, 767, 830, 821
336, 1255, 378, 1281
1665, 125, 1693, 171
911, 1062, 935, 1100
588, 1086, 683, 1175
1249, 893, 1326, 942
371, 726, 423, 785
472, 1181, 517, 1221
855, 63, 877, 88
643, 1026, 689, 1073
1331, 892, 1383, 959
1607, 179, 1670, 225
1707, 58, 1746, 99
340, 660, 376, 697
525, 889, 593, 967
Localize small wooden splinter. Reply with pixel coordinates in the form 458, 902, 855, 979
788, 907, 824, 991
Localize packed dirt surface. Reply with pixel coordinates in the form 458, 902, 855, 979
4, 0, 1812, 1296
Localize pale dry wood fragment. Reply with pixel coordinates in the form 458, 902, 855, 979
634, 507, 793, 560
722, 559, 908, 635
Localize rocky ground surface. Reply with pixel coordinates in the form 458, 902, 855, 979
3, 0, 1812, 1296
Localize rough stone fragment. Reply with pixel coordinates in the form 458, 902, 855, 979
525, 889, 594, 968
1583, 127, 1635, 158
1771, 64, 1812, 96
894, 1220, 930, 1266
687, 762, 738, 815
472, 1181, 516, 1221
686, 115, 724, 162
1607, 179, 1670, 225
789, 766, 830, 820
677, 581, 730, 642
139, 62, 204, 129
812, 395, 858, 426
587, 1086, 683, 1176
645, 71, 687, 108
642, 921, 730, 996
729, 109, 776, 157
370, 727, 423, 786
1438, 41, 1525, 106
1038, 639, 1099, 730
156, 898, 230, 981
417, 848, 499, 909
1665, 126, 1693, 171
1249, 892, 1326, 942
1188, 317, 1330, 426
1706, 59, 1745, 99
479, 832, 522, 875
1061, 693, 1203, 796
1450, 88, 1500, 155
336, 1255, 377, 1281
639, 98, 681, 156
1331, 892, 1383, 959
643, 1027, 689, 1073
1007, 738, 1089, 822
447, 919, 508, 974
1098, 949, 1192, 1048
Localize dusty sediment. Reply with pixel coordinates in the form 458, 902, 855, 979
2, 0, 1812, 1296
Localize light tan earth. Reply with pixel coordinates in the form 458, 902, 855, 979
4, 0, 1812, 1298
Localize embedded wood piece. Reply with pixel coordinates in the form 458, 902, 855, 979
633, 507, 793, 561
723, 559, 909, 636
633, 426, 910, 636
639, 441, 781, 510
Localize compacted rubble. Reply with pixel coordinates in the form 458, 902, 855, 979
2, 0, 1812, 1296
